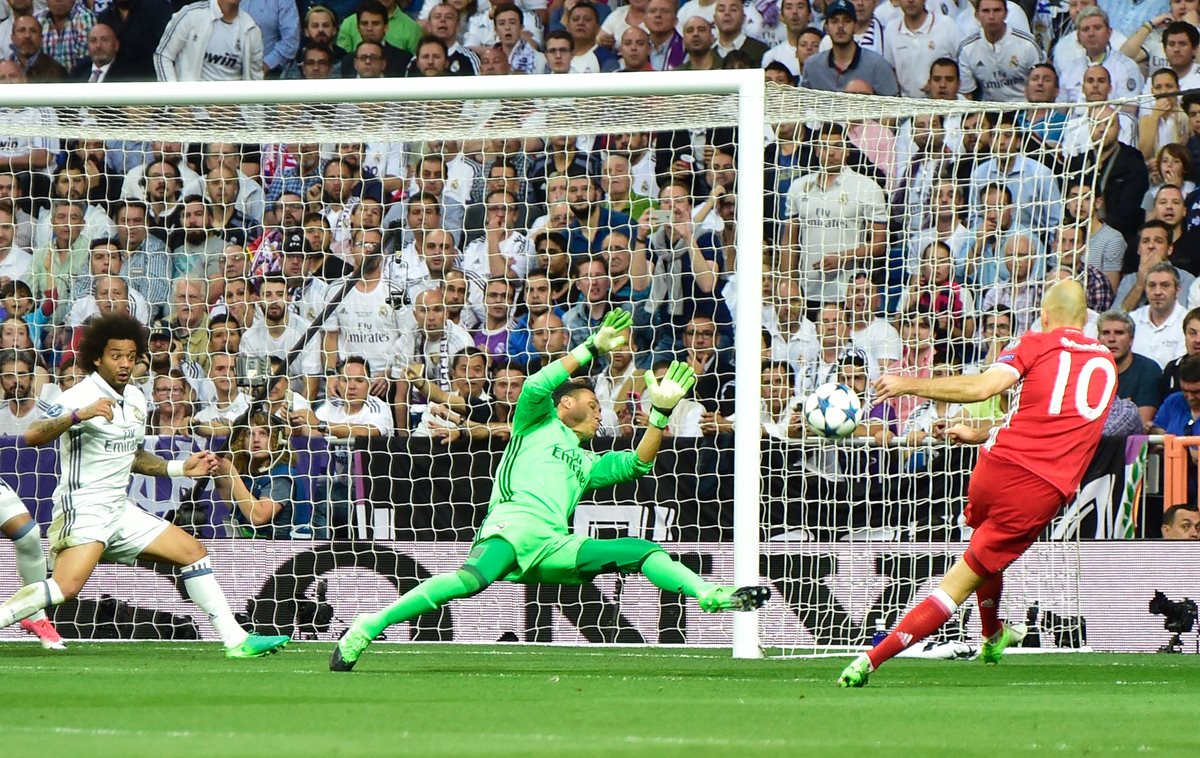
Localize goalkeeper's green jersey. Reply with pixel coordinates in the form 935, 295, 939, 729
476, 360, 654, 573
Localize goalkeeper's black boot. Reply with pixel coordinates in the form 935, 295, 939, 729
330, 616, 374, 672
699, 585, 771, 613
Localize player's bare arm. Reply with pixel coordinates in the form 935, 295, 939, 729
131, 449, 218, 478
23, 398, 115, 446
935, 420, 998, 446
873, 366, 1016, 405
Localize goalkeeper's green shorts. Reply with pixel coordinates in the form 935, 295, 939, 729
468, 534, 662, 586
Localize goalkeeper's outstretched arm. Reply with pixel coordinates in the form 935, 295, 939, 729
635, 424, 665, 464
513, 310, 636, 434
637, 361, 698, 465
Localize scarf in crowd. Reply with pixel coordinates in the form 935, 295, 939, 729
648, 233, 688, 319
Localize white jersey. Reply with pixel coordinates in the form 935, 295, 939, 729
395, 321, 475, 388
0, 107, 60, 177
315, 396, 394, 435
956, 26, 1042, 102
42, 372, 149, 511
193, 392, 251, 426
1058, 47, 1143, 103
1051, 28, 1128, 73
0, 245, 31, 283
883, 12, 964, 99
240, 314, 323, 376
460, 231, 536, 280
291, 276, 330, 324
323, 278, 406, 376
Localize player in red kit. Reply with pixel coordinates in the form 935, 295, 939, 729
839, 281, 1117, 687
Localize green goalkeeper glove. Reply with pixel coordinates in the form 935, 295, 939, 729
571, 309, 633, 366
643, 360, 697, 429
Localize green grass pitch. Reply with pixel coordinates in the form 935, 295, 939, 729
0, 643, 1196, 756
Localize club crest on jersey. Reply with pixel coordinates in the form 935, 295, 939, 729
131, 407, 146, 423
1010, 56, 1018, 67
379, 305, 390, 317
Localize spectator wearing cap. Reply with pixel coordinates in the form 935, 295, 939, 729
241, 0, 299, 78
882, 0, 963, 99
37, 0, 97, 72
154, 0, 264, 82
712, 0, 768, 67
954, 0, 1040, 102
801, 0, 899, 96
97, 0, 172, 80
282, 221, 330, 324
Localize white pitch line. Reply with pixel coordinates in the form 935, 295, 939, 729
0, 723, 799, 750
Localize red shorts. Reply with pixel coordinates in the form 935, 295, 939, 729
963, 454, 1067, 577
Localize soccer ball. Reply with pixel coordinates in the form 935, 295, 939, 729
803, 383, 862, 439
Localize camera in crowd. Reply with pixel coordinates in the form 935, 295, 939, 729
235, 355, 275, 391
1148, 591, 1198, 654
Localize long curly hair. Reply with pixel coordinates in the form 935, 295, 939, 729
75, 313, 148, 372
229, 410, 294, 476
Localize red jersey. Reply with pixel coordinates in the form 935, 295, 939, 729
983, 327, 1117, 497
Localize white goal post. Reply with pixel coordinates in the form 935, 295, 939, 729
0, 72, 1122, 656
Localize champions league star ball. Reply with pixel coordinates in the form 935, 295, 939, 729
803, 383, 862, 439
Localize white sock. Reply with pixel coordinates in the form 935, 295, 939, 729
181, 558, 249, 648
10, 522, 48, 623
0, 578, 64, 629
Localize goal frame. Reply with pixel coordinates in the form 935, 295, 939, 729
0, 71, 767, 659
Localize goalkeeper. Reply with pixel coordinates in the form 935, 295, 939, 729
331, 311, 768, 671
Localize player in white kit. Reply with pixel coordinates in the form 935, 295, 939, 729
0, 480, 65, 648
0, 314, 289, 658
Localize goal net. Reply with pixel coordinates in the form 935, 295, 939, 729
0, 74, 1117, 654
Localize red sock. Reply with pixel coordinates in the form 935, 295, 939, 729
976, 573, 1003, 640
867, 590, 957, 670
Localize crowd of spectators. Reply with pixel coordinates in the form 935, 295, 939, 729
0, 0, 1196, 538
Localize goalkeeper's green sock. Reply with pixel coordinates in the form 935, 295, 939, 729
640, 551, 712, 598
359, 571, 480, 639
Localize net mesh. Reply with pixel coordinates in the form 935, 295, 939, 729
0, 82, 1125, 651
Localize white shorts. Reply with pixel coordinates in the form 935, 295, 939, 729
0, 481, 30, 526
47, 499, 170, 567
